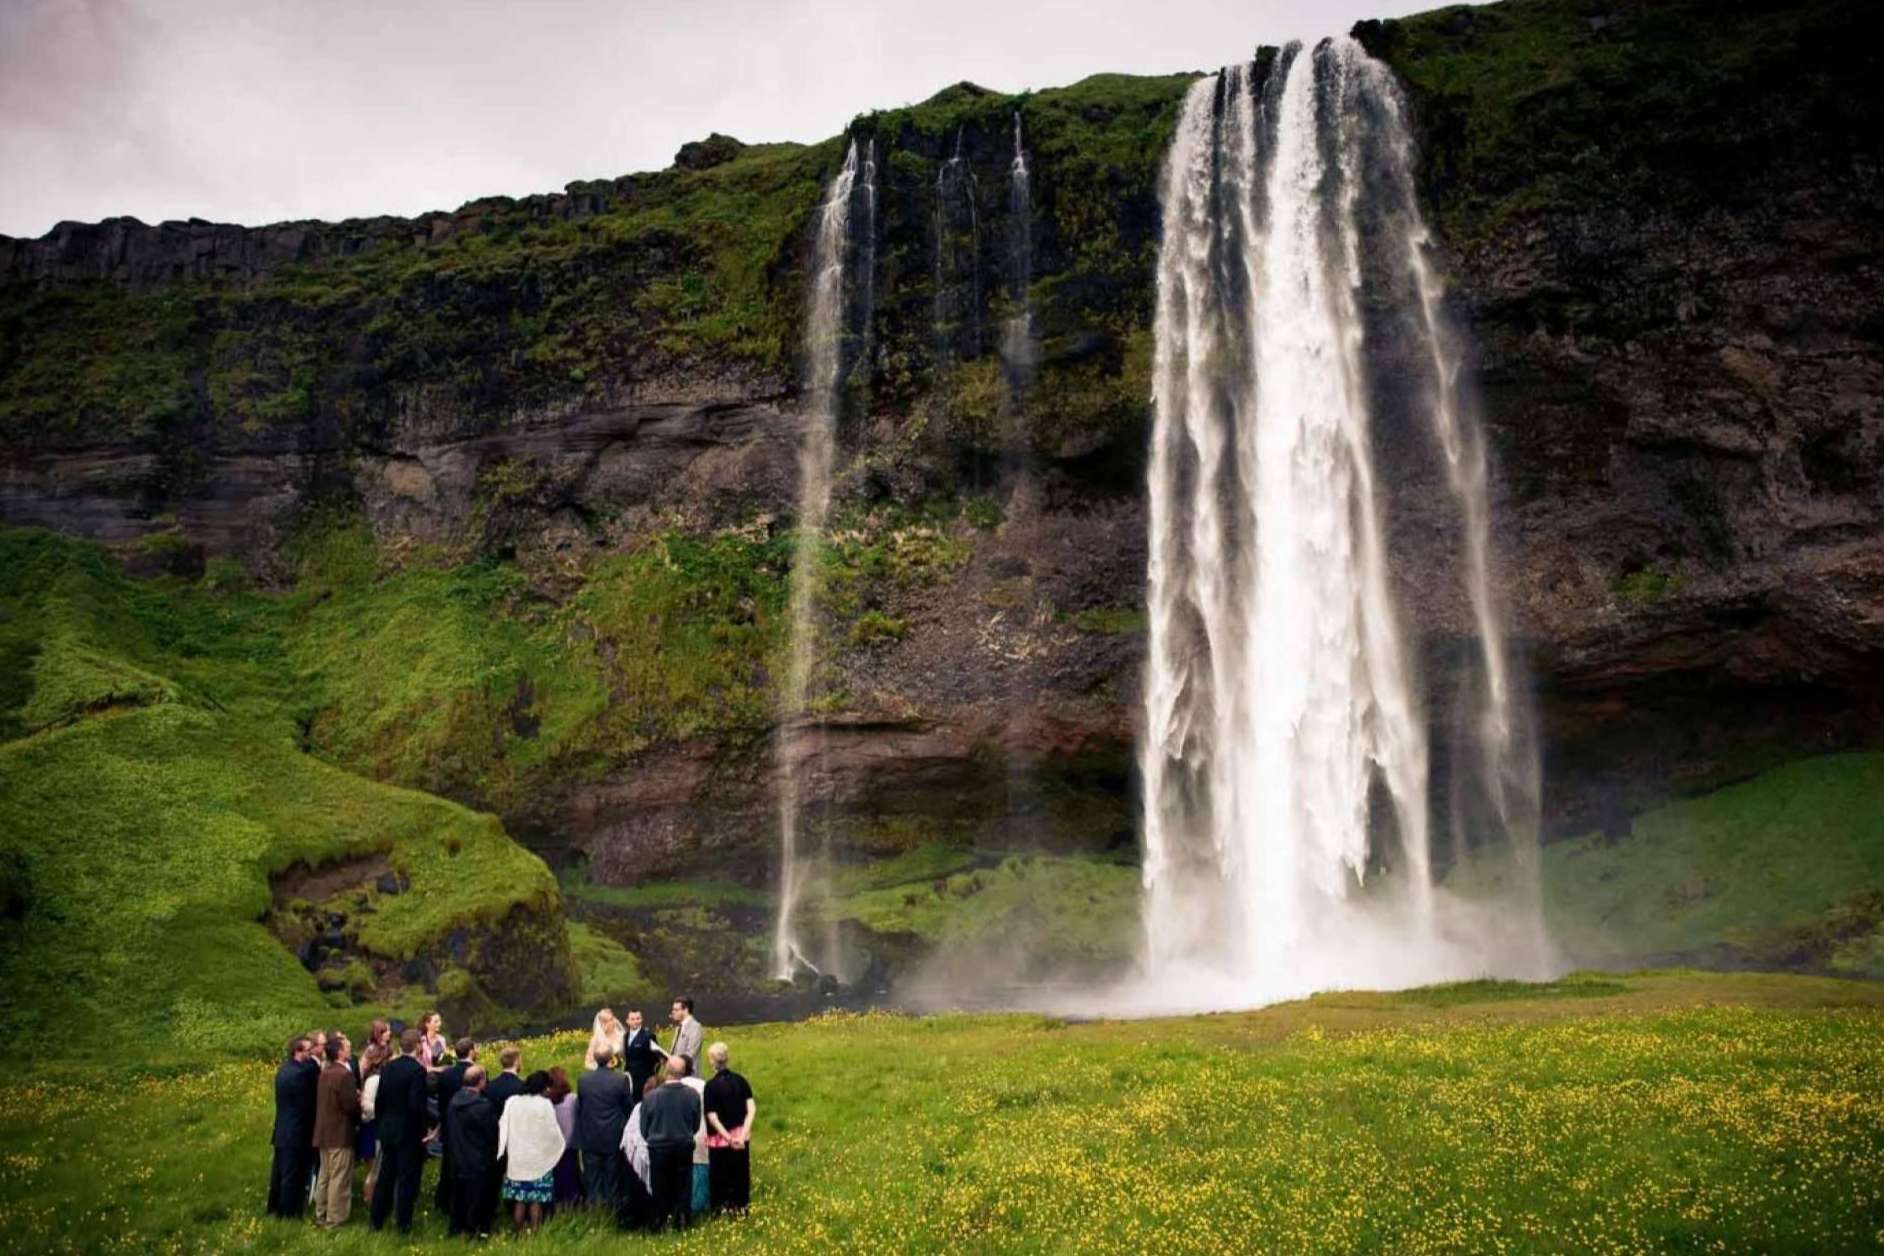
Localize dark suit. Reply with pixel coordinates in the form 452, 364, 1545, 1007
445, 1089, 500, 1236
368, 1055, 429, 1233
485, 1070, 523, 1120
432, 1061, 470, 1214
623, 1028, 658, 1099
575, 1065, 633, 1207
266, 1056, 319, 1218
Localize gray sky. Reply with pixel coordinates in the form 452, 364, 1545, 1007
0, 0, 1448, 239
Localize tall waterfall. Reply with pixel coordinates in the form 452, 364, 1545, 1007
1001, 112, 1037, 397
1138, 39, 1550, 1008
773, 140, 871, 981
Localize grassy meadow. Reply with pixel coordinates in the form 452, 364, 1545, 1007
2, 971, 1882, 1254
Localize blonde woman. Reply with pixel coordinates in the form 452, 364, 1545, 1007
585, 1008, 625, 1071
703, 1041, 756, 1214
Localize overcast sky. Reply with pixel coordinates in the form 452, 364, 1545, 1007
0, 0, 1452, 238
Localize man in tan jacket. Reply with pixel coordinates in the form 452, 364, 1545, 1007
311, 1032, 362, 1228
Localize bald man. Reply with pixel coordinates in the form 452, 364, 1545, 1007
638, 1056, 703, 1230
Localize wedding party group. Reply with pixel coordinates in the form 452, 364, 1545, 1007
265, 997, 758, 1239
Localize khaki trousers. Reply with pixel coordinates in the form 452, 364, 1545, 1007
314, 1146, 355, 1227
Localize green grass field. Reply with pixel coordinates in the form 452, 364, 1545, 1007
2, 971, 1881, 1254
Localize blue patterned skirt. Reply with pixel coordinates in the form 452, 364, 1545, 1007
503, 1171, 555, 1204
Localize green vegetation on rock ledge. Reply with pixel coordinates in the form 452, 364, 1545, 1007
1363, 0, 1879, 265
822, 853, 1140, 975
292, 519, 791, 810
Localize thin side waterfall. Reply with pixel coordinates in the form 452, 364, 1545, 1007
1001, 112, 1037, 398
934, 127, 981, 365
860, 139, 879, 369
1138, 39, 1551, 1010
773, 141, 865, 981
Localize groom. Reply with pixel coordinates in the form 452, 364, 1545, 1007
623, 1009, 659, 1099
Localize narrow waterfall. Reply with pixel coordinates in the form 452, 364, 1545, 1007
1001, 112, 1036, 398
934, 127, 981, 365
1138, 39, 1549, 1007
773, 140, 867, 981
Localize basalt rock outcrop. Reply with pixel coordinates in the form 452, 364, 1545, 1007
2, 0, 1880, 885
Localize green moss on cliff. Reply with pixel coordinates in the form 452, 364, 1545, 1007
567, 532, 791, 746
1367, 0, 1881, 250
569, 921, 658, 1005
284, 521, 792, 811
0, 529, 575, 1056
821, 853, 1140, 971
0, 287, 195, 438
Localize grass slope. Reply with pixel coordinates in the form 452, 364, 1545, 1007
1538, 752, 1884, 973
1, 972, 1880, 1253
0, 530, 577, 1055
822, 852, 1141, 973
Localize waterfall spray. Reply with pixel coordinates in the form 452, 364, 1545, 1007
1137, 40, 1551, 1009
773, 141, 867, 981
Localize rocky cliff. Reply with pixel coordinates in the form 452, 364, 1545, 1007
3, 0, 1881, 935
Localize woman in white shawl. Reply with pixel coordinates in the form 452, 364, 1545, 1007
619, 1074, 658, 1227
585, 1008, 625, 1070
496, 1071, 566, 1233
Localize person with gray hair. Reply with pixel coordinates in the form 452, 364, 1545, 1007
703, 1040, 757, 1213
639, 1055, 703, 1230
575, 1044, 633, 1210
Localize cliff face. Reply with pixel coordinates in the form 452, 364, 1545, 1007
2, 0, 1881, 889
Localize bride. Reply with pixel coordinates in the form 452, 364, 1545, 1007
585, 1007, 625, 1070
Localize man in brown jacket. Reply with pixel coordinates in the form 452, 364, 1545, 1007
311, 1032, 362, 1228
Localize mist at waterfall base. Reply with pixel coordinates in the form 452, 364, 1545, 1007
779, 40, 1559, 1015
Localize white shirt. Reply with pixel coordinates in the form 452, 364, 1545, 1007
680, 1076, 709, 1165
360, 1072, 381, 1121
496, 1094, 567, 1183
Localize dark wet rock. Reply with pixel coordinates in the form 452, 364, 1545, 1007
674, 133, 746, 171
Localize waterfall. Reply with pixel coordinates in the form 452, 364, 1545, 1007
773, 140, 868, 981
1138, 39, 1550, 1008
1001, 112, 1037, 398
934, 127, 981, 365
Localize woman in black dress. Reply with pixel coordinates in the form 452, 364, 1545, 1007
702, 1042, 756, 1214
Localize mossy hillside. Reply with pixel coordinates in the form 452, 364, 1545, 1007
0, 69, 1191, 466
0, 143, 837, 443
1525, 752, 1884, 974
288, 523, 793, 812
5, 973, 1884, 1252
558, 863, 777, 998
568, 920, 660, 1006
0, 529, 577, 1054
1367, 0, 1881, 269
